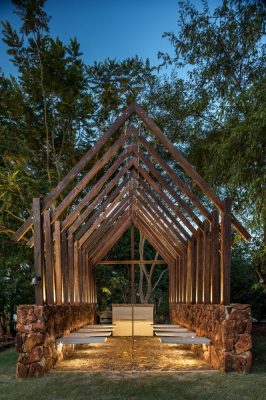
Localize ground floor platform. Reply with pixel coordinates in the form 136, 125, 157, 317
54, 337, 212, 372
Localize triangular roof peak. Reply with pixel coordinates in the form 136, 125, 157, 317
13, 102, 250, 243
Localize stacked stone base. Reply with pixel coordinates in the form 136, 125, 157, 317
16, 304, 96, 378
170, 303, 252, 373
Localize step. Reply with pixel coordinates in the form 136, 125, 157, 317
152, 324, 181, 328
79, 327, 114, 332
83, 324, 116, 328
153, 328, 190, 332
56, 337, 107, 344
68, 331, 112, 337
155, 332, 196, 338
160, 337, 211, 345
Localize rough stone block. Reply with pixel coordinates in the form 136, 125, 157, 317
23, 333, 45, 352
28, 362, 46, 377
16, 362, 28, 379
235, 333, 252, 354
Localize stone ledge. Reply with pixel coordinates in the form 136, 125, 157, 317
170, 303, 252, 373
16, 303, 96, 378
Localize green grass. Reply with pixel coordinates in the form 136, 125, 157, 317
1, 337, 266, 400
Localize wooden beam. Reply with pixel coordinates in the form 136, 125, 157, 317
52, 128, 133, 223
134, 103, 250, 241
134, 203, 179, 258
43, 210, 54, 305
54, 221, 62, 305
74, 240, 79, 303
203, 220, 211, 304
13, 104, 136, 242
68, 235, 74, 304
81, 195, 131, 253
220, 198, 231, 305
74, 175, 130, 241
98, 260, 167, 265
196, 228, 203, 304
211, 210, 220, 304
132, 145, 197, 235
61, 230, 69, 304
131, 162, 192, 241
62, 146, 133, 232
134, 192, 183, 256
136, 174, 188, 246
135, 187, 186, 251
33, 198, 44, 305
131, 225, 135, 304
78, 188, 129, 247
90, 215, 131, 265
191, 237, 197, 304
133, 215, 174, 265
133, 130, 209, 225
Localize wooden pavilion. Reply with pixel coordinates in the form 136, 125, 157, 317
14, 103, 253, 377
13, 102, 250, 307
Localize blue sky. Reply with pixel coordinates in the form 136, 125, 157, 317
0, 0, 181, 76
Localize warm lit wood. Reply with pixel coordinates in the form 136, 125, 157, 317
33, 198, 44, 305
221, 198, 232, 305
43, 210, 54, 305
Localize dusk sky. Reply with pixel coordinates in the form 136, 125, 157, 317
0, 0, 181, 76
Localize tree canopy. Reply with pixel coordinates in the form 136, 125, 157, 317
0, 0, 265, 332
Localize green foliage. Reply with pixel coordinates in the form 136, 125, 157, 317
0, 0, 265, 329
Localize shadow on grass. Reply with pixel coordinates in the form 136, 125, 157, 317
0, 337, 265, 400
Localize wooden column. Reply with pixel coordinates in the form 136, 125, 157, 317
182, 250, 187, 303
179, 256, 183, 303
131, 225, 135, 304
54, 221, 62, 304
172, 262, 176, 303
61, 231, 68, 304
78, 248, 83, 303
43, 210, 54, 305
84, 255, 88, 303
196, 228, 203, 303
176, 257, 180, 303
68, 235, 74, 304
186, 241, 192, 303
211, 210, 220, 303
221, 198, 232, 305
191, 237, 197, 304
203, 220, 211, 304
74, 240, 79, 303
33, 198, 44, 305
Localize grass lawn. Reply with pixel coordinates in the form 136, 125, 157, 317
0, 337, 266, 400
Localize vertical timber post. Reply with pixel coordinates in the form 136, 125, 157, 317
211, 210, 220, 303
221, 198, 232, 305
43, 210, 54, 304
131, 225, 135, 304
33, 198, 44, 305
191, 237, 197, 304
203, 220, 211, 304
54, 221, 62, 305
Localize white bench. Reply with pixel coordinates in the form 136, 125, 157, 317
56, 337, 107, 345
160, 337, 211, 345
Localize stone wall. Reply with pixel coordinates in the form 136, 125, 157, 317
15, 303, 96, 378
170, 303, 252, 373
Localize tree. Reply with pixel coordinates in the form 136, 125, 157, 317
138, 232, 168, 304
149, 0, 266, 296
0, 0, 159, 330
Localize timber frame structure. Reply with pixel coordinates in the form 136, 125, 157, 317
13, 102, 250, 307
